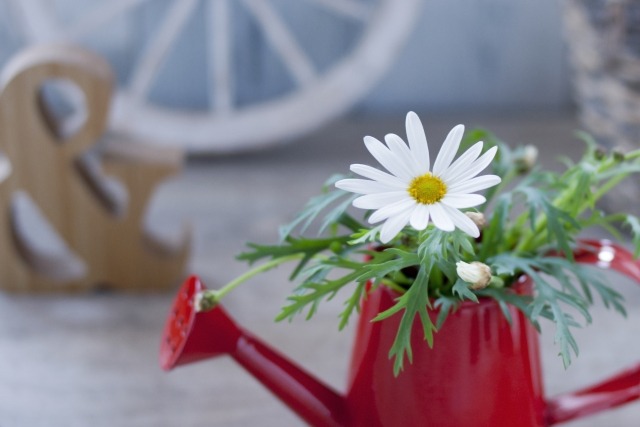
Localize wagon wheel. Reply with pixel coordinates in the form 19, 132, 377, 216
7, 0, 421, 153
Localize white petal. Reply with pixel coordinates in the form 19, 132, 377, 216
385, 133, 421, 176
432, 125, 464, 176
405, 111, 430, 173
409, 204, 430, 230
336, 178, 400, 194
353, 191, 408, 209
441, 193, 486, 209
380, 209, 413, 243
350, 164, 407, 187
448, 175, 501, 194
364, 136, 413, 180
441, 141, 483, 183
442, 205, 480, 238
429, 202, 455, 231
448, 146, 498, 184
369, 198, 415, 223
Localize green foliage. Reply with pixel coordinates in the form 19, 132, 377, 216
278, 174, 359, 241
433, 295, 460, 330
514, 185, 580, 260
375, 257, 435, 375
452, 278, 479, 303
626, 215, 640, 258
229, 129, 640, 375
488, 253, 626, 366
239, 235, 352, 280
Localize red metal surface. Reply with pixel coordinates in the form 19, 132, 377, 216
160, 240, 640, 426
159, 275, 346, 427
160, 275, 241, 370
232, 333, 347, 427
345, 275, 546, 427
545, 364, 640, 425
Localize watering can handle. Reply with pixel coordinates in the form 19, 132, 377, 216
546, 239, 640, 425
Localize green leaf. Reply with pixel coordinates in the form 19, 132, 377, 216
348, 226, 382, 245
276, 269, 362, 322
450, 230, 476, 257
338, 281, 365, 330
575, 130, 599, 156
596, 163, 640, 180
538, 256, 626, 316
565, 166, 594, 216
515, 185, 580, 260
356, 249, 419, 284
452, 279, 479, 303
479, 194, 510, 259
278, 174, 355, 240
476, 287, 535, 327
490, 257, 517, 277
580, 210, 624, 240
433, 296, 460, 330
376, 257, 435, 376
238, 235, 352, 280
625, 215, 640, 258
486, 253, 604, 367
417, 229, 446, 259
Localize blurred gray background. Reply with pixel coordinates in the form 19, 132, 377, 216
0, 0, 570, 113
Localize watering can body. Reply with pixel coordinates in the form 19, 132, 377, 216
160, 240, 640, 426
344, 276, 546, 427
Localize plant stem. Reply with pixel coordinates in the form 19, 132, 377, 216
626, 149, 640, 161
338, 213, 363, 233
593, 173, 631, 201
197, 254, 304, 310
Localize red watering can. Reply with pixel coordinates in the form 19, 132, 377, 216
159, 240, 640, 426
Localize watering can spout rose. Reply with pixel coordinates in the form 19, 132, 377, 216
160, 240, 640, 427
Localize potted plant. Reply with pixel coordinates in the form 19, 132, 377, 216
160, 112, 640, 427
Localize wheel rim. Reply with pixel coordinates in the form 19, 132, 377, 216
10, 0, 422, 153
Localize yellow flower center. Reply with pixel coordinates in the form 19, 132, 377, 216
408, 173, 447, 205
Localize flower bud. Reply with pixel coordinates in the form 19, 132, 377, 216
456, 261, 492, 290
594, 146, 607, 160
515, 145, 538, 173
612, 149, 626, 162
465, 212, 486, 230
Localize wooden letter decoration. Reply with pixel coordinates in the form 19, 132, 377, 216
0, 45, 190, 292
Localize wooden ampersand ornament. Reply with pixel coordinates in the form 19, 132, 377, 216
0, 45, 190, 292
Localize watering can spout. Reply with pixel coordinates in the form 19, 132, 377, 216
160, 275, 348, 427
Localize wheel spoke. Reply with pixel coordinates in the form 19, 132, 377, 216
9, 0, 58, 42
128, 0, 199, 103
301, 0, 371, 21
206, 0, 233, 113
62, 0, 152, 40
241, 0, 316, 86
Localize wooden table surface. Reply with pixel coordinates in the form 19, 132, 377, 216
0, 113, 638, 426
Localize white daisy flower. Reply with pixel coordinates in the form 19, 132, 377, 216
336, 111, 501, 243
